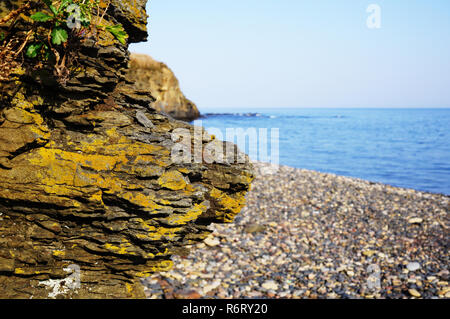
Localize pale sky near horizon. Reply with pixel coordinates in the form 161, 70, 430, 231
129, 0, 450, 111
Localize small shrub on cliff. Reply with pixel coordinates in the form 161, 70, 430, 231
0, 0, 128, 84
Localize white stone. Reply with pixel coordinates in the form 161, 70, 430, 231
262, 280, 278, 291
407, 262, 421, 272
204, 236, 220, 247
408, 217, 423, 224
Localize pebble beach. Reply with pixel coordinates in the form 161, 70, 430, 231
142, 162, 450, 299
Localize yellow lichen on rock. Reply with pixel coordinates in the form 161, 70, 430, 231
103, 243, 137, 256
209, 187, 249, 223
158, 170, 187, 190
161, 202, 208, 226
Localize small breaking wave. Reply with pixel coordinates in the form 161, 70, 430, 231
201, 113, 347, 120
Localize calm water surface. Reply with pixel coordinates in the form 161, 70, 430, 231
195, 108, 450, 195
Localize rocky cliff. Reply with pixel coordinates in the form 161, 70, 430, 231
0, 0, 252, 298
128, 53, 200, 121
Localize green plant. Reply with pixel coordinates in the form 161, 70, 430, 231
20, 0, 128, 83
27, 0, 127, 56
0, 0, 128, 84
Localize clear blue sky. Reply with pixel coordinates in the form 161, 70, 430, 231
130, 0, 450, 110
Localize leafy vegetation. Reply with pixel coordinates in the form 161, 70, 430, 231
26, 0, 128, 58
0, 0, 128, 84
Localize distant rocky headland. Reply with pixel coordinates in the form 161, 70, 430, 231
127, 53, 200, 121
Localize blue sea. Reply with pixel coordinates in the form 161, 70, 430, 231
194, 108, 450, 195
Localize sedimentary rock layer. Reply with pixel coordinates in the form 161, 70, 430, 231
0, 0, 252, 298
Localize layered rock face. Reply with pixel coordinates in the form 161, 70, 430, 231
128, 53, 200, 121
0, 0, 252, 298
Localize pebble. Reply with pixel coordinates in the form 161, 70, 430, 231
262, 280, 278, 291
173, 289, 202, 299
244, 224, 266, 234
408, 217, 423, 224
204, 236, 220, 247
406, 262, 421, 272
202, 279, 221, 294
363, 250, 377, 257
408, 289, 421, 298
